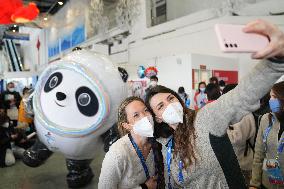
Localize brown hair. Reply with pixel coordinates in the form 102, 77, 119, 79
117, 96, 166, 188
145, 85, 197, 169
117, 96, 144, 136
271, 81, 284, 120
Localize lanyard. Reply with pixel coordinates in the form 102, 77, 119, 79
166, 137, 184, 189
128, 134, 150, 180
263, 116, 284, 159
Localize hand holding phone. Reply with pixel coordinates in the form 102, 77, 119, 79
243, 20, 284, 59
215, 20, 284, 60
215, 24, 269, 53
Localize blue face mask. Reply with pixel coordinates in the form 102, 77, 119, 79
269, 99, 281, 113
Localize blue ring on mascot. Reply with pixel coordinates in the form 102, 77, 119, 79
33, 61, 110, 137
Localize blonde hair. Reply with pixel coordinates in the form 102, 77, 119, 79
117, 96, 144, 136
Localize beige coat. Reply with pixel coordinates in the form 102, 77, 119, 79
227, 113, 256, 171
98, 135, 155, 189
251, 113, 284, 189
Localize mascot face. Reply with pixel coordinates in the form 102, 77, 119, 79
33, 50, 127, 138
40, 66, 108, 133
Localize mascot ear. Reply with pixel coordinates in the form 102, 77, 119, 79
118, 67, 128, 83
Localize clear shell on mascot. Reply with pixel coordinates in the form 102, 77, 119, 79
23, 49, 128, 188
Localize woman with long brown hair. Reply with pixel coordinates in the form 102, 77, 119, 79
99, 96, 164, 189
250, 81, 284, 189
145, 20, 284, 188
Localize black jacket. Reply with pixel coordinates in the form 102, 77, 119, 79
0, 125, 12, 167
1, 90, 21, 109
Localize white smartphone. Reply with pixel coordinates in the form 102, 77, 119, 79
215, 24, 269, 53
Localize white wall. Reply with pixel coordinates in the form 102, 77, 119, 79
19, 27, 48, 72
166, 0, 215, 21
121, 53, 192, 95
156, 54, 192, 93
191, 53, 238, 70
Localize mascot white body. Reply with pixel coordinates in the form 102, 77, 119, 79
23, 50, 127, 187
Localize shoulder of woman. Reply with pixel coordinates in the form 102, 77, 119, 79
259, 113, 272, 129
261, 113, 271, 122
107, 135, 131, 158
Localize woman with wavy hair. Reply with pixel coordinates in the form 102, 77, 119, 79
145, 19, 284, 188
99, 96, 164, 189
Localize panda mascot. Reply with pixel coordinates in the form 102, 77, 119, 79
23, 49, 128, 188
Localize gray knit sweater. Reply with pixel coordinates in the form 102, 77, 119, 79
158, 60, 284, 189
98, 135, 156, 189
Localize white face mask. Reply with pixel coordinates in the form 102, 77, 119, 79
8, 88, 15, 92
199, 88, 205, 92
220, 86, 225, 90
1, 122, 9, 128
133, 116, 154, 137
150, 81, 157, 87
162, 102, 184, 127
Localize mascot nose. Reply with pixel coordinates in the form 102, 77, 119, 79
56, 92, 67, 101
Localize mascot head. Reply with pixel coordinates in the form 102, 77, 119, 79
33, 50, 127, 139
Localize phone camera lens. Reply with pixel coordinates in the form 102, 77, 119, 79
230, 44, 233, 48
234, 44, 238, 48
225, 43, 229, 48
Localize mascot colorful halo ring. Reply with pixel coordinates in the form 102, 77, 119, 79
31, 50, 127, 160
33, 62, 110, 137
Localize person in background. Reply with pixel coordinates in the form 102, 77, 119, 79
149, 75, 159, 89
1, 82, 21, 109
17, 87, 33, 131
145, 76, 159, 100
99, 97, 164, 189
193, 81, 207, 110
250, 81, 284, 189
253, 92, 271, 124
210, 76, 219, 85
178, 87, 190, 108
223, 84, 256, 186
1, 82, 22, 126
219, 80, 226, 94
0, 107, 15, 167
149, 76, 158, 88
222, 84, 238, 94
14, 87, 35, 151
205, 83, 221, 103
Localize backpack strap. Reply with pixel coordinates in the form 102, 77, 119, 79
244, 114, 266, 156
244, 139, 255, 157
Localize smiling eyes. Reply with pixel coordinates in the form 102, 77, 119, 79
133, 108, 149, 118
157, 95, 175, 111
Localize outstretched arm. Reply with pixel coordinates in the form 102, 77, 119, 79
204, 20, 284, 136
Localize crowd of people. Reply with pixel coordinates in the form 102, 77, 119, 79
0, 82, 35, 167
99, 19, 284, 189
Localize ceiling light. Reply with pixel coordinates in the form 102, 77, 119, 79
58, 1, 63, 5
44, 17, 48, 21
12, 30, 16, 32
13, 25, 17, 27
